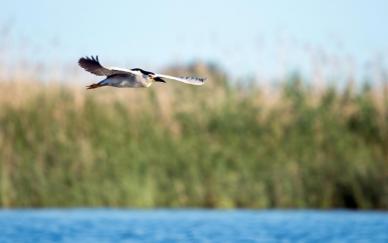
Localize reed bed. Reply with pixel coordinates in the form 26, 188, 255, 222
0, 65, 387, 209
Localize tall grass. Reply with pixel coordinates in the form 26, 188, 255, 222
0, 65, 387, 209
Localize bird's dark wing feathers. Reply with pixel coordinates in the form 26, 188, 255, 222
79, 55, 134, 77
78, 56, 113, 76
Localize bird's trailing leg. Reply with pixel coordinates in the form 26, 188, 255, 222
86, 83, 106, 89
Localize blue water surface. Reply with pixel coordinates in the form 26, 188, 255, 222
0, 209, 387, 242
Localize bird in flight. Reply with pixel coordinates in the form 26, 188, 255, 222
79, 56, 206, 89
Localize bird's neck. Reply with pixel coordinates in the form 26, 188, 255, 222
143, 79, 153, 88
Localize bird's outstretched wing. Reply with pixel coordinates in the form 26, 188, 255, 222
78, 56, 135, 76
154, 73, 206, 85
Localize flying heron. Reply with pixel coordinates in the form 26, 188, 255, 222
79, 56, 206, 89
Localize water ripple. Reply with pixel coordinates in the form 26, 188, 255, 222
0, 209, 387, 243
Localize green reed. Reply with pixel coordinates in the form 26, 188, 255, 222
0, 72, 387, 209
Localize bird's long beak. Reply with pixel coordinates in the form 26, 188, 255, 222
153, 77, 166, 83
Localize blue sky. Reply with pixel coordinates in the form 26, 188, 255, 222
1, 0, 387, 79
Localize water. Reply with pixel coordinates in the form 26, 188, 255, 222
0, 209, 387, 242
